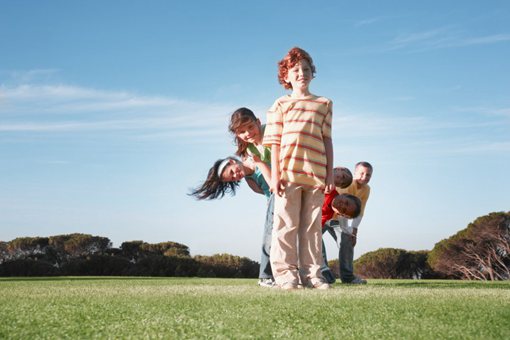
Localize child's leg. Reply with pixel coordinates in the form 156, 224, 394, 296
297, 188, 324, 285
320, 221, 338, 284
259, 194, 274, 279
270, 184, 302, 286
339, 231, 355, 283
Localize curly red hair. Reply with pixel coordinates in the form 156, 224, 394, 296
277, 47, 316, 90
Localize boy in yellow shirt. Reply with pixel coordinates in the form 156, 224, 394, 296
321, 161, 373, 284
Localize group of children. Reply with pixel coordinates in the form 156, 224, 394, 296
191, 47, 373, 290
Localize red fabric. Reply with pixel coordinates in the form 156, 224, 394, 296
321, 189, 338, 227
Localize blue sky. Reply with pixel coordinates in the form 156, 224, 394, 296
1, 1, 509, 261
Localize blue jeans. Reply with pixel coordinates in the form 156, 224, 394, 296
321, 220, 355, 283
259, 194, 274, 279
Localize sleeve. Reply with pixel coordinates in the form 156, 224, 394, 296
262, 99, 283, 146
322, 99, 333, 139
359, 186, 371, 216
321, 191, 336, 227
351, 216, 363, 229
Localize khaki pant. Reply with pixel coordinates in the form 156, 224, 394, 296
270, 183, 325, 286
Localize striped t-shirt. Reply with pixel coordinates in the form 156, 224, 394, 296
262, 94, 332, 189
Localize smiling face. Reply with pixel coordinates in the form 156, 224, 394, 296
354, 165, 373, 186
284, 59, 313, 92
235, 119, 262, 145
220, 160, 246, 182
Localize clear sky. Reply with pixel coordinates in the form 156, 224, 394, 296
1, 1, 509, 262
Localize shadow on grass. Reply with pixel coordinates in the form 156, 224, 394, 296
0, 277, 252, 286
0, 276, 189, 282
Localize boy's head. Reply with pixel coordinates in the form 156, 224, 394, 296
334, 166, 353, 189
332, 194, 362, 219
354, 161, 373, 186
278, 47, 316, 90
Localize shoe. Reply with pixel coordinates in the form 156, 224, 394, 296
280, 282, 299, 290
258, 278, 275, 288
312, 281, 331, 290
346, 277, 367, 285
305, 280, 331, 290
321, 269, 336, 284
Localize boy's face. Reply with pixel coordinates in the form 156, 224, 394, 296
285, 60, 313, 91
355, 165, 372, 186
334, 168, 352, 189
332, 196, 357, 219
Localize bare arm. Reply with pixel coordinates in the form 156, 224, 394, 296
245, 177, 264, 195
251, 154, 271, 186
270, 144, 284, 196
324, 136, 334, 194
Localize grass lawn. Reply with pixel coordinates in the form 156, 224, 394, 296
0, 277, 509, 339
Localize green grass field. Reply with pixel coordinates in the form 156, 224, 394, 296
1, 277, 509, 339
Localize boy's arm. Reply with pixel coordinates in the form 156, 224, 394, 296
324, 136, 334, 193
350, 216, 362, 247
270, 144, 284, 196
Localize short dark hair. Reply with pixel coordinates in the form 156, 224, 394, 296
333, 193, 362, 219
356, 161, 373, 171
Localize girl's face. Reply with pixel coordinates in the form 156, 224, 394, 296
221, 160, 245, 182
236, 119, 262, 144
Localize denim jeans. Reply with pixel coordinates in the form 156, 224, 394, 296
259, 194, 274, 279
321, 219, 355, 283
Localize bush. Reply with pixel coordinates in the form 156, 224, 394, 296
0, 259, 59, 276
355, 248, 436, 279
428, 211, 510, 280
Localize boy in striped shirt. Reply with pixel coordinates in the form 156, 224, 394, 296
263, 47, 334, 290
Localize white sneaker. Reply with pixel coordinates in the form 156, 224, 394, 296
258, 278, 275, 288
312, 281, 331, 290
279, 282, 299, 290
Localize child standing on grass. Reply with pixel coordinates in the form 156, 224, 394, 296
321, 161, 373, 284
263, 47, 334, 290
228, 107, 275, 288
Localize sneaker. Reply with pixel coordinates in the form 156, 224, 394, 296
321, 269, 336, 284
346, 277, 367, 285
258, 278, 275, 288
280, 282, 299, 290
312, 281, 331, 290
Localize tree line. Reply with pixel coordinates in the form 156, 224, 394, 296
1, 211, 508, 280
347, 211, 509, 280
0, 234, 258, 278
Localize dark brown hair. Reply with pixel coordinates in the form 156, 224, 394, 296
189, 157, 240, 200
228, 107, 259, 158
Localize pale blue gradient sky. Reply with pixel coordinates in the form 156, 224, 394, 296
1, 1, 509, 261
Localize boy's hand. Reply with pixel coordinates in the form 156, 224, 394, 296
351, 229, 358, 247
324, 172, 334, 194
271, 178, 286, 197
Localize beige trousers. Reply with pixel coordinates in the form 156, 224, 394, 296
270, 183, 325, 286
